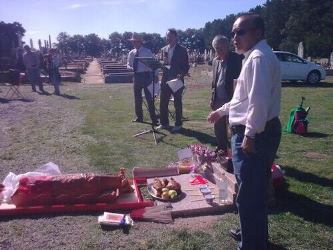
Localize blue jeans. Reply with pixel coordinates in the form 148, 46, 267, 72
49, 70, 61, 95
231, 118, 281, 250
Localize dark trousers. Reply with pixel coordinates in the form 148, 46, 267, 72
231, 118, 281, 250
26, 69, 43, 92
212, 103, 229, 151
214, 115, 228, 151
160, 84, 184, 127
133, 72, 157, 124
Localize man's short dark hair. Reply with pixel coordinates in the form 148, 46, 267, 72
167, 28, 178, 37
252, 15, 265, 36
240, 14, 265, 37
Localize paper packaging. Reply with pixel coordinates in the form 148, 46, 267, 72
166, 78, 184, 93
177, 148, 193, 161
98, 212, 134, 227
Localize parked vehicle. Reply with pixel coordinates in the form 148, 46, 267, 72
274, 51, 326, 84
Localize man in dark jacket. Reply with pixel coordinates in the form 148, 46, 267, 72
158, 28, 190, 133
210, 35, 242, 153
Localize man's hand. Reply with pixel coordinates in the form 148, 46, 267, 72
207, 110, 223, 123
209, 100, 214, 110
241, 136, 256, 154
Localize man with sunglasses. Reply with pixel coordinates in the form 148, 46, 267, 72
210, 35, 242, 155
208, 14, 281, 250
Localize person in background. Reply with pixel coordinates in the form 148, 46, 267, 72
47, 48, 62, 95
210, 35, 242, 154
127, 33, 158, 126
23, 45, 44, 93
208, 14, 282, 250
158, 28, 190, 133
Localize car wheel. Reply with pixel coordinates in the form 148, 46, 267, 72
306, 71, 320, 84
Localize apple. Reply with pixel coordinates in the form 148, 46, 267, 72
162, 188, 169, 193
168, 190, 177, 197
162, 192, 169, 200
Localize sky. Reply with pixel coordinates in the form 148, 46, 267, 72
1, 0, 267, 45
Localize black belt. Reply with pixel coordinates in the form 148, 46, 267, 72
230, 124, 245, 135
230, 117, 279, 135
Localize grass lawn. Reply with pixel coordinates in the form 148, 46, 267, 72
73, 69, 333, 250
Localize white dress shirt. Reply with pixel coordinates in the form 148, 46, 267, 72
161, 45, 176, 64
216, 39, 281, 138
127, 46, 154, 72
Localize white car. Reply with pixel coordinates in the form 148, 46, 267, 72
274, 51, 326, 84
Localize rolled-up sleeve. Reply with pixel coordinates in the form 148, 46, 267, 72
127, 51, 133, 70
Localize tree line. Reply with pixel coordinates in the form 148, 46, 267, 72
1, 0, 332, 59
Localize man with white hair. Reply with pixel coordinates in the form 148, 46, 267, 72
210, 35, 242, 154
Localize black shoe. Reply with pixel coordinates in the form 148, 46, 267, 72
229, 229, 241, 242
152, 121, 159, 127
132, 117, 143, 123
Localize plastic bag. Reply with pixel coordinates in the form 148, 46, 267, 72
1, 162, 61, 203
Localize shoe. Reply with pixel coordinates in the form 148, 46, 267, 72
132, 117, 143, 123
171, 125, 182, 133
156, 124, 169, 130
152, 121, 159, 127
229, 229, 241, 242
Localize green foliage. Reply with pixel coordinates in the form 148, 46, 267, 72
55, 0, 332, 57
0, 21, 25, 57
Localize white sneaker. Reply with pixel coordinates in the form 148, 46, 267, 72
171, 125, 182, 133
156, 124, 169, 130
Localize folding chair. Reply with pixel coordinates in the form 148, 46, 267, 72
4, 69, 25, 100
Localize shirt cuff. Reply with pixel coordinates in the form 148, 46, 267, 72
244, 127, 256, 138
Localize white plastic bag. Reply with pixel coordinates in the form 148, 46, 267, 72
1, 162, 61, 203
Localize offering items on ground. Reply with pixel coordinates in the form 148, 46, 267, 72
11, 173, 123, 207
152, 177, 181, 200
118, 168, 133, 194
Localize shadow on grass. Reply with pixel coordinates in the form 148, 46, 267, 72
283, 165, 333, 187
282, 81, 333, 88
178, 127, 217, 146
302, 132, 331, 138
268, 242, 288, 250
272, 183, 333, 228
59, 93, 80, 100
0, 97, 9, 103
0, 97, 34, 103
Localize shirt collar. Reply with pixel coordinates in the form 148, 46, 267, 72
243, 39, 267, 61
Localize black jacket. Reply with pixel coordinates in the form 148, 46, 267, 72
161, 44, 190, 83
211, 51, 242, 108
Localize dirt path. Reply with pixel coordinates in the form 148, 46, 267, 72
83, 58, 105, 84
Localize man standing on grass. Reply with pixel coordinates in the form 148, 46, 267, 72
210, 35, 242, 154
23, 45, 44, 93
158, 28, 190, 133
127, 33, 158, 126
208, 14, 282, 250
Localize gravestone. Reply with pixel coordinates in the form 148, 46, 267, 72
298, 42, 304, 59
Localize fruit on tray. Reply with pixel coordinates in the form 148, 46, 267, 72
152, 177, 181, 199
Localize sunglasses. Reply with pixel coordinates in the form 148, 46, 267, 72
231, 29, 249, 38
